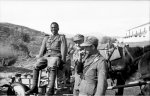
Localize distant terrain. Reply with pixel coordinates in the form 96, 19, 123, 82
0, 23, 46, 67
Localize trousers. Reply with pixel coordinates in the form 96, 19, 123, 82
34, 56, 61, 95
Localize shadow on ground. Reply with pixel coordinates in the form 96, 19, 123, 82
0, 66, 32, 73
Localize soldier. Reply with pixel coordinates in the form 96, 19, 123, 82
77, 36, 108, 96
25, 22, 67, 95
71, 34, 84, 96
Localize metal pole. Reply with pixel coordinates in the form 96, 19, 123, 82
107, 81, 150, 90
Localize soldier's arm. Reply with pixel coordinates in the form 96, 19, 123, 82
37, 36, 48, 58
76, 61, 84, 74
60, 35, 67, 63
76, 50, 86, 74
68, 44, 75, 55
94, 59, 108, 96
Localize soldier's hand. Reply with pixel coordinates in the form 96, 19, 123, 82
73, 53, 79, 62
78, 50, 85, 62
46, 66, 51, 72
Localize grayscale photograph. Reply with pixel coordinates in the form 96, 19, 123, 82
0, 0, 150, 95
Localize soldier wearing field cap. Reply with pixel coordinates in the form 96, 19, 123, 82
77, 36, 108, 96
25, 22, 67, 95
72, 34, 85, 65
71, 34, 85, 96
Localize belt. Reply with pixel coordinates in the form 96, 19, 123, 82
82, 75, 97, 83
45, 50, 61, 57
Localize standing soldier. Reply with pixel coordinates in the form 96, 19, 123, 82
71, 34, 84, 96
77, 36, 108, 96
25, 22, 67, 95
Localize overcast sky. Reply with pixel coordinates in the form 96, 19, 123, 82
0, 0, 149, 38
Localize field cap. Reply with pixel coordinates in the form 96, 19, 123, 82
73, 34, 84, 41
80, 36, 98, 47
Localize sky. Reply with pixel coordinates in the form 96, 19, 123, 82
0, 0, 150, 38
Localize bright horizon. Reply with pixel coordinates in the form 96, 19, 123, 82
0, 0, 149, 38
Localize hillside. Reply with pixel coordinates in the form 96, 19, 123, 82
0, 23, 47, 67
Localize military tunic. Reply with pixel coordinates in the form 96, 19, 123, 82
78, 52, 108, 96
35, 34, 67, 69
72, 45, 84, 87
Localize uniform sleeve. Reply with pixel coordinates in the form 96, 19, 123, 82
38, 36, 48, 57
76, 61, 84, 74
94, 59, 108, 96
60, 35, 67, 63
68, 44, 75, 55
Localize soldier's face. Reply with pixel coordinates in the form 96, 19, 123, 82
51, 24, 59, 35
84, 46, 92, 54
84, 45, 96, 54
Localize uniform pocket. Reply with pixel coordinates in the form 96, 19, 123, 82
53, 40, 61, 48
79, 80, 96, 95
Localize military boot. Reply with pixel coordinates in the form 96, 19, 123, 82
25, 69, 39, 95
45, 67, 56, 95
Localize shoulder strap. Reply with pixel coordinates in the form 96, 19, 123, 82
59, 34, 65, 36
82, 54, 100, 77
48, 34, 60, 45
59, 34, 65, 41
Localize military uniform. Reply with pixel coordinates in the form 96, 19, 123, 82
39, 34, 67, 63
25, 33, 67, 95
78, 53, 108, 96
72, 45, 85, 96
71, 34, 85, 96
77, 36, 108, 96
